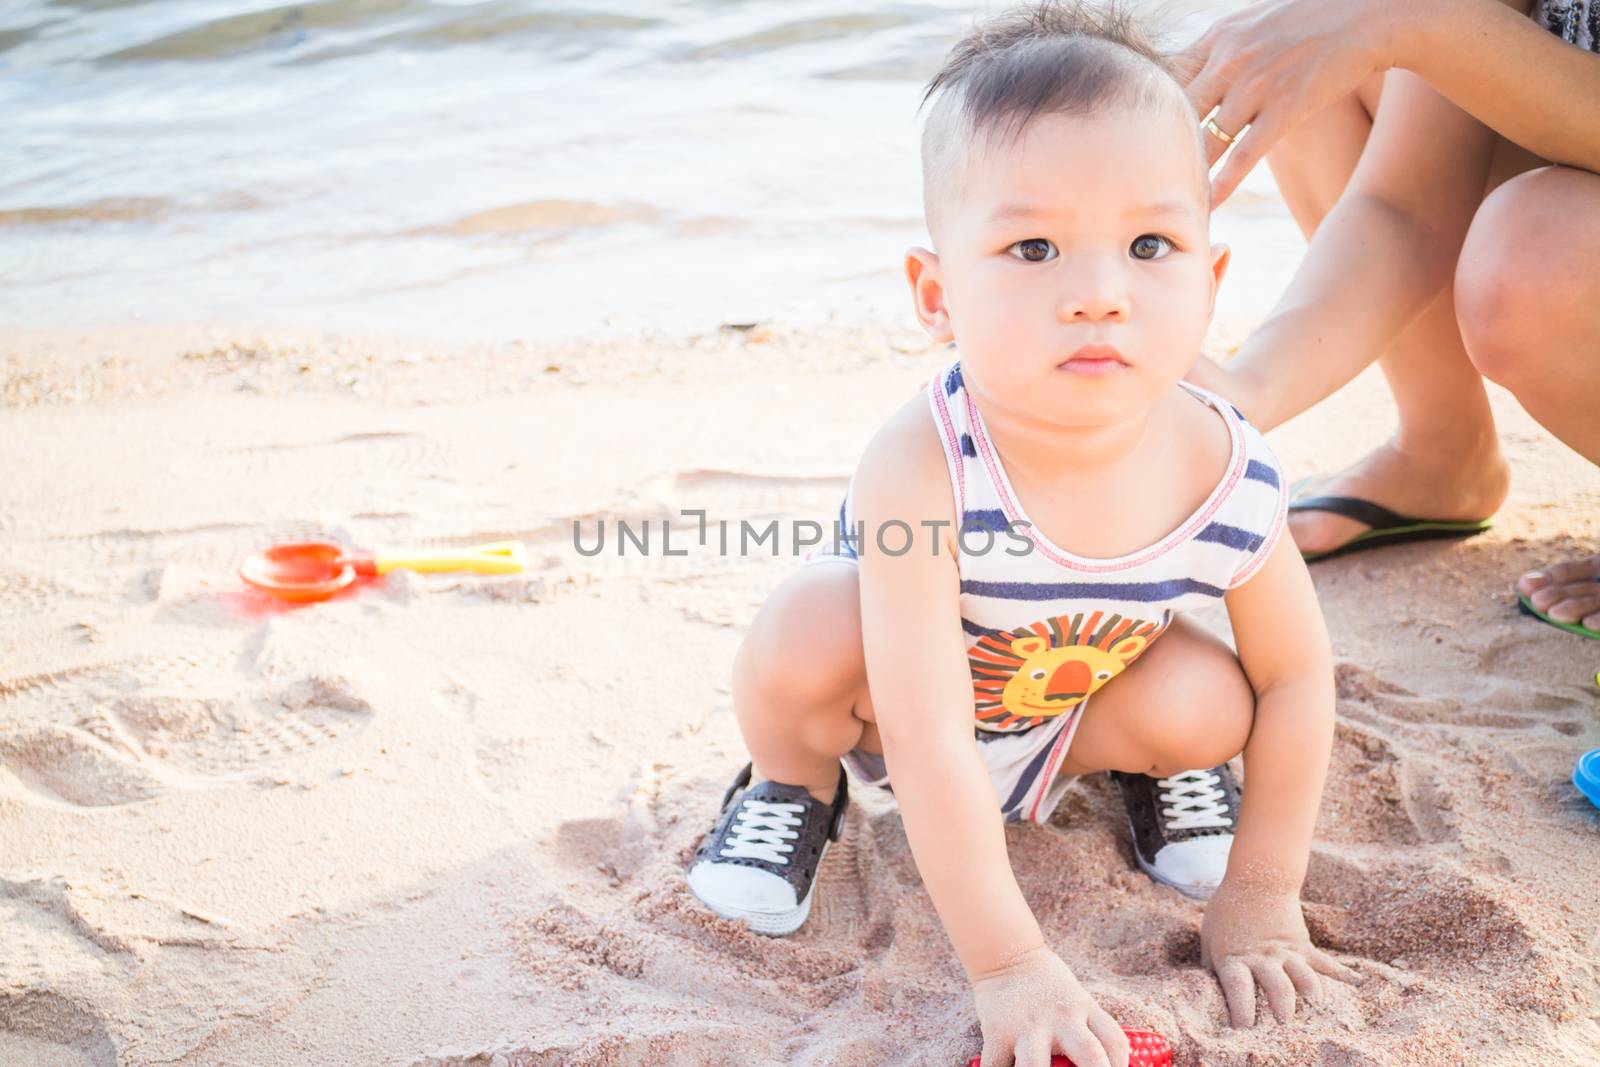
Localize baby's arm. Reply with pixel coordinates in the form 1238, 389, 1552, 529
1207, 535, 1358, 1025
851, 405, 1128, 1067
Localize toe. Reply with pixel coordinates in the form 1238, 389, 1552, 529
1531, 581, 1590, 611
1520, 556, 1600, 598
1546, 588, 1600, 626
1530, 580, 1598, 613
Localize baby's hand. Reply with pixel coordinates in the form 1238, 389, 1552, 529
970, 946, 1130, 1067
1200, 882, 1359, 1026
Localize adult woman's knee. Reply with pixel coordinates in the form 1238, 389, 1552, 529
735, 565, 864, 706
1455, 166, 1583, 389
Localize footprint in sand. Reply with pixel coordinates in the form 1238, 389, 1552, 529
108, 675, 371, 777
0, 656, 374, 805
1319, 720, 1458, 847
0, 989, 117, 1067
0, 720, 173, 807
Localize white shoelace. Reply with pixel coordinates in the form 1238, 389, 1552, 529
1157, 770, 1233, 831
719, 798, 805, 865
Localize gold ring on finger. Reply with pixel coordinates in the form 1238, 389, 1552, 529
1203, 117, 1236, 144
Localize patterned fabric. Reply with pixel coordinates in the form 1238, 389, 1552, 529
1533, 0, 1600, 52
820, 358, 1288, 824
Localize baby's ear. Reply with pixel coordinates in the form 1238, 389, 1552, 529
905, 247, 955, 344
1011, 636, 1048, 657
1206, 241, 1231, 320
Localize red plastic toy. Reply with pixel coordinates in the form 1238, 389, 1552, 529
965, 1026, 1172, 1067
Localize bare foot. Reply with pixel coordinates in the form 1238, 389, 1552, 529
1289, 438, 1510, 557
1518, 554, 1600, 631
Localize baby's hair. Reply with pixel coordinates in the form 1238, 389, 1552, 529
919, 0, 1201, 235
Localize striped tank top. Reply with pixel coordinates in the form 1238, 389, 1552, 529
826, 358, 1286, 753
1534, 0, 1600, 51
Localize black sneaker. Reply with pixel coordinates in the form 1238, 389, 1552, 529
686, 762, 849, 936
1111, 764, 1239, 900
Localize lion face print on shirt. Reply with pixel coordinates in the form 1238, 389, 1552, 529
969, 612, 1168, 733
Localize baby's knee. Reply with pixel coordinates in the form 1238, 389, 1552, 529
1144, 699, 1252, 778
1136, 657, 1254, 776
735, 565, 865, 704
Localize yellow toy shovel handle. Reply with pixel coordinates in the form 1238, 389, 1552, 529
370, 540, 528, 576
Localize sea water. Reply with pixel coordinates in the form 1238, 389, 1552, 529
0, 0, 1297, 343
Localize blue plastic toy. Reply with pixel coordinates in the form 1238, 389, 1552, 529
1575, 749, 1600, 811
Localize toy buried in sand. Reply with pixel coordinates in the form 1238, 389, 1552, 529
966, 1027, 1172, 1067
239, 539, 528, 602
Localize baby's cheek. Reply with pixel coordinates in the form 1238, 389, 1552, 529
1153, 281, 1213, 340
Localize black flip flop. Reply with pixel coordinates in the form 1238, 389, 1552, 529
1289, 485, 1493, 564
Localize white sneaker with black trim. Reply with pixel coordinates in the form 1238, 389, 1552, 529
1112, 764, 1239, 899
686, 762, 848, 936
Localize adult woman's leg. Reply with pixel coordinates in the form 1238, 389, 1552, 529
1265, 73, 1518, 557
1455, 164, 1600, 631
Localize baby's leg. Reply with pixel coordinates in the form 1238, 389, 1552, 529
733, 561, 880, 804
1057, 617, 1253, 779
690, 561, 876, 935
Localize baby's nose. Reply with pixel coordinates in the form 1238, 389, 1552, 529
1063, 288, 1128, 321
1058, 261, 1130, 321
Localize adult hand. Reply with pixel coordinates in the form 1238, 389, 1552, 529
970, 945, 1130, 1067
1171, 0, 1410, 206
1184, 354, 1271, 427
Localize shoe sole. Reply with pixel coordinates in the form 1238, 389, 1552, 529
688, 839, 829, 937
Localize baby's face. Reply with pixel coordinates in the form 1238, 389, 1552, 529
909, 103, 1225, 427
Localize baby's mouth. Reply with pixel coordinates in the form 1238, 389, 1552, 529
1057, 344, 1128, 376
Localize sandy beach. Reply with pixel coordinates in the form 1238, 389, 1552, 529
1, 313, 1597, 1066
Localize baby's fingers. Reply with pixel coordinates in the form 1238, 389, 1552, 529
1308, 949, 1361, 985
1249, 960, 1298, 1023
1013, 1028, 1054, 1067
1215, 958, 1257, 1028
1050, 1020, 1112, 1067
1086, 1008, 1131, 1067
1283, 956, 1323, 1005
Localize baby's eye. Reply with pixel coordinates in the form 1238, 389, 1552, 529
1007, 238, 1057, 263
1029, 669, 1048, 681
1130, 234, 1173, 260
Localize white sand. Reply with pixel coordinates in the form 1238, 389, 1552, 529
1, 318, 1597, 1065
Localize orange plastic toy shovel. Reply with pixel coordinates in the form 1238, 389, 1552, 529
239, 539, 527, 602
